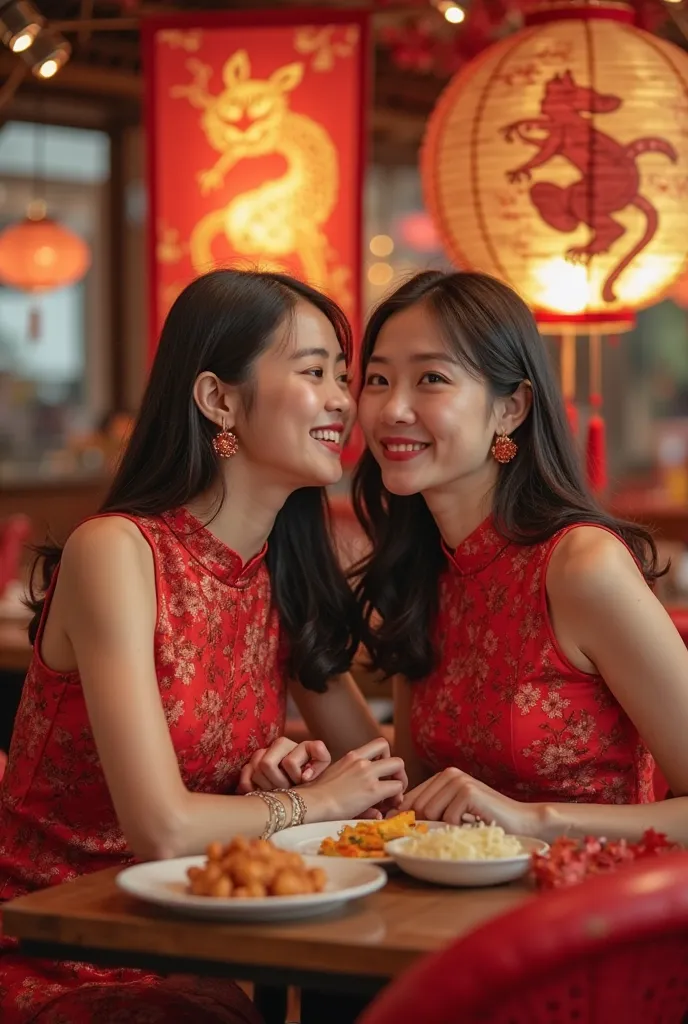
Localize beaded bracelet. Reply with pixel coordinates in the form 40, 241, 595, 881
247, 790, 288, 840
277, 788, 308, 828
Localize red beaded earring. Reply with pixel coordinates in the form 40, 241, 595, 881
212, 420, 239, 459
491, 431, 518, 464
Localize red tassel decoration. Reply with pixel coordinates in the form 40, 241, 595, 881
586, 333, 606, 492
586, 404, 607, 493
565, 398, 579, 438
560, 329, 578, 437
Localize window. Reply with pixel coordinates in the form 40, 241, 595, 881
0, 121, 110, 483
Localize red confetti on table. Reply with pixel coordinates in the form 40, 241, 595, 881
531, 829, 681, 890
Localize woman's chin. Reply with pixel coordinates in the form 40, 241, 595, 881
381, 470, 424, 497
304, 463, 344, 489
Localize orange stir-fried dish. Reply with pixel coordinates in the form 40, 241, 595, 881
319, 812, 428, 859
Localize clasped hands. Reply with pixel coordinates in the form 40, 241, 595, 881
237, 736, 543, 835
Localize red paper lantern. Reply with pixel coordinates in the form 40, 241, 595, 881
422, 2, 688, 324
422, 1, 688, 491
0, 214, 90, 293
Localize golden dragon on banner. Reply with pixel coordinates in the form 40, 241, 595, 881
171, 49, 350, 309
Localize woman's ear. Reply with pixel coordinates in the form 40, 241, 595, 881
495, 380, 532, 435
193, 372, 239, 429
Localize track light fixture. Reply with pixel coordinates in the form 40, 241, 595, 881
0, 0, 44, 53
20, 29, 71, 78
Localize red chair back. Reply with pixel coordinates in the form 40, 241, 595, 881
358, 854, 688, 1024
0, 514, 31, 597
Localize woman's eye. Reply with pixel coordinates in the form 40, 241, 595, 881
337, 373, 351, 386
420, 372, 449, 384
304, 367, 325, 378
365, 373, 387, 386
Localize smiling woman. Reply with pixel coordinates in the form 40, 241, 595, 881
352, 269, 688, 849
197, 301, 353, 512
0, 269, 405, 1024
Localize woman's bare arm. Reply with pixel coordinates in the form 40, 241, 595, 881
58, 518, 280, 858
540, 527, 688, 841
289, 672, 382, 761
56, 518, 403, 859
393, 676, 431, 790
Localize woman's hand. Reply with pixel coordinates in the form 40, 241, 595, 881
399, 767, 546, 838
237, 737, 331, 793
304, 738, 408, 823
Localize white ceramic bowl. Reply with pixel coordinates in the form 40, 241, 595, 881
384, 834, 549, 888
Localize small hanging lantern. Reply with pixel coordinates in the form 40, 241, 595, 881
0, 199, 91, 293
0, 198, 91, 341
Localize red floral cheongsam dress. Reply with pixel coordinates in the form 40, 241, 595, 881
0, 508, 287, 1024
411, 517, 656, 804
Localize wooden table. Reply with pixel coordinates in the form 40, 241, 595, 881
4, 867, 532, 1012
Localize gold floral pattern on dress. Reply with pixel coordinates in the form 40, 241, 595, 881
514, 682, 541, 715
541, 692, 571, 719
0, 507, 284, 1022
412, 517, 655, 806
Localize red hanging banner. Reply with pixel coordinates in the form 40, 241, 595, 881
142, 9, 368, 358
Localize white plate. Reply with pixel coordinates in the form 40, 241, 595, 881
271, 820, 446, 866
116, 854, 387, 921
384, 834, 549, 888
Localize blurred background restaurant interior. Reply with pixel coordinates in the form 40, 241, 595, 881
4, 0, 688, 750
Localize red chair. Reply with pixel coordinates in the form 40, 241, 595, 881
358, 854, 688, 1024
0, 514, 31, 598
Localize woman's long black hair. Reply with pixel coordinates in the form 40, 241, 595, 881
352, 270, 664, 681
28, 269, 359, 692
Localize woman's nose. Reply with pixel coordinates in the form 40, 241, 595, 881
381, 389, 416, 425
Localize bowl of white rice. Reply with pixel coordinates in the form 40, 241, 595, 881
384, 823, 548, 887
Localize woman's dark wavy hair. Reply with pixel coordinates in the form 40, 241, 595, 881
352, 270, 664, 681
28, 268, 359, 692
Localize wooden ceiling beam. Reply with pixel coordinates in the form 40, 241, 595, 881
0, 51, 435, 119
0, 16, 435, 154
0, 50, 141, 97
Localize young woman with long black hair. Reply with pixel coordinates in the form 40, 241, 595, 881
0, 269, 405, 1024
351, 269, 688, 843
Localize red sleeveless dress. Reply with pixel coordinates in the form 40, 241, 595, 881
411, 517, 656, 804
0, 508, 287, 1024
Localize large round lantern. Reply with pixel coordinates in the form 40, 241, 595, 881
422, 1, 688, 326
0, 211, 90, 293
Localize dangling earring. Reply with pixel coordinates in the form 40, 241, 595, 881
212, 420, 239, 459
491, 431, 518, 464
